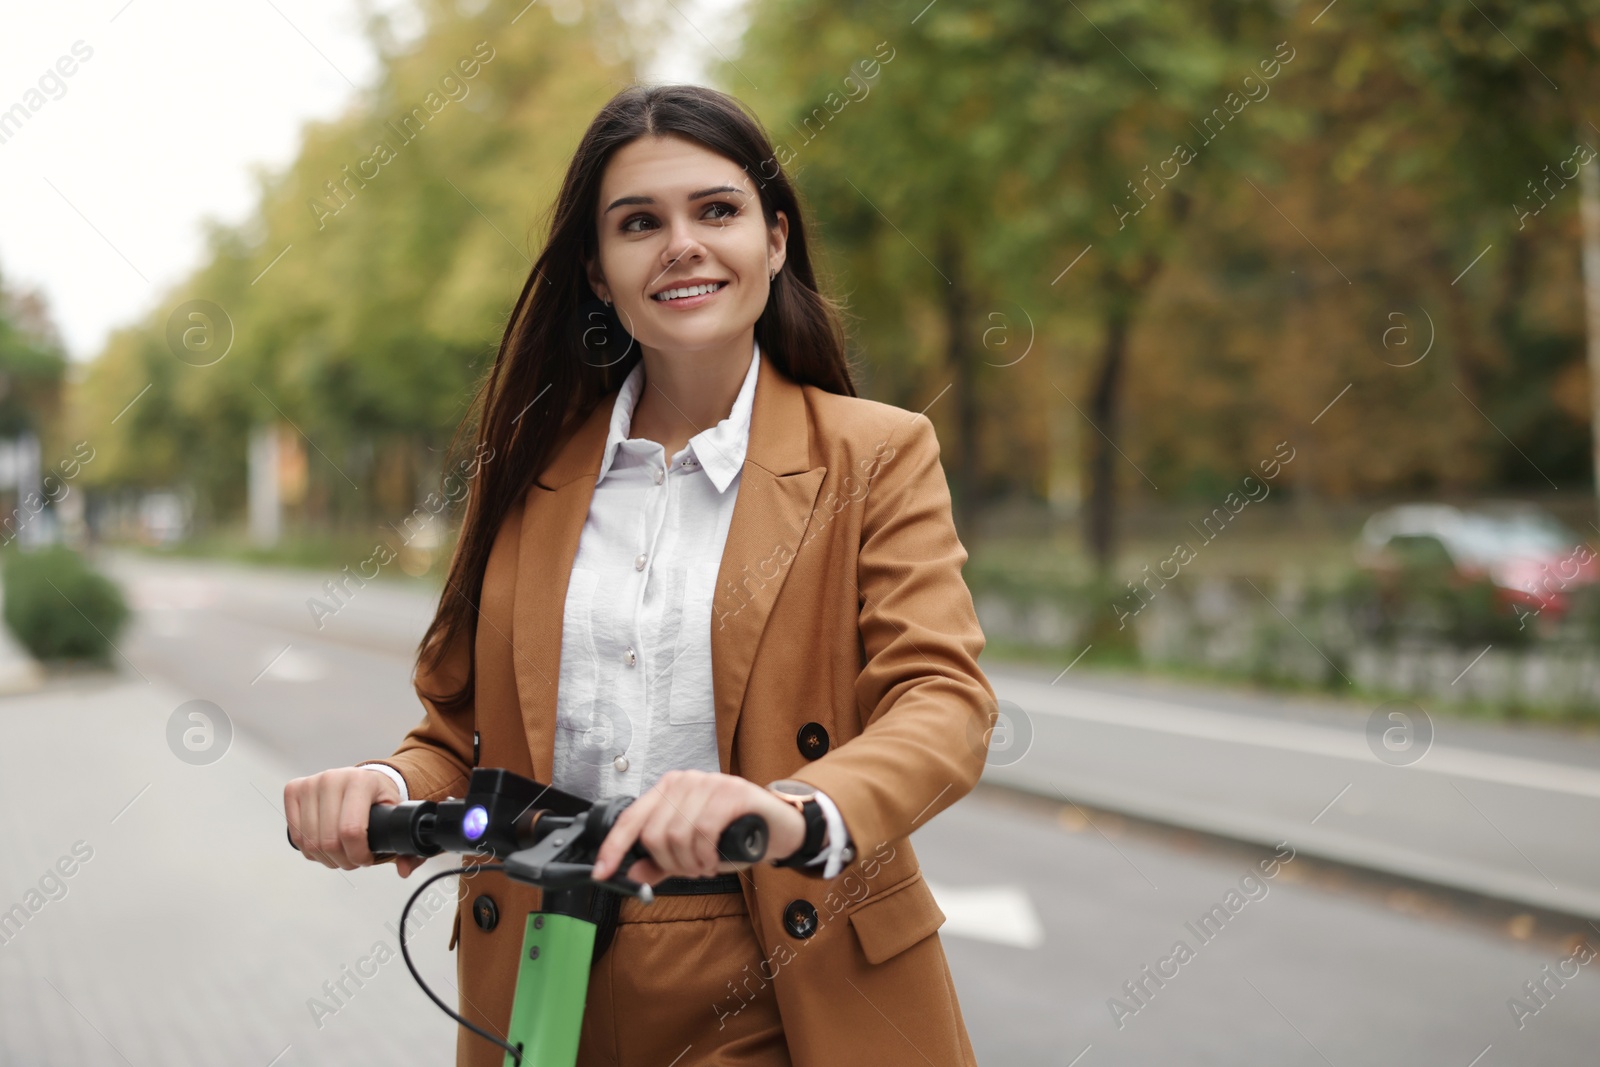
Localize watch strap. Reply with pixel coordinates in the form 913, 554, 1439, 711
772, 797, 827, 869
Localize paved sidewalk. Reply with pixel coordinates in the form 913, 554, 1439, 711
0, 672, 460, 1066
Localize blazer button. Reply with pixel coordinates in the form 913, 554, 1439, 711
472, 894, 499, 932
797, 722, 829, 760
783, 899, 819, 940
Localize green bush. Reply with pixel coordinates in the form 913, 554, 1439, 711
965, 553, 1141, 660
1558, 584, 1600, 645
1323, 562, 1533, 649
2, 545, 130, 663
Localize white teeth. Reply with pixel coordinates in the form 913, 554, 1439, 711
654, 281, 725, 301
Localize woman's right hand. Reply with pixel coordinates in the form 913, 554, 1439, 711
284, 767, 426, 878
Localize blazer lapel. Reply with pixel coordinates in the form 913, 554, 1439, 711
709, 356, 826, 773
510, 393, 612, 784
509, 352, 827, 783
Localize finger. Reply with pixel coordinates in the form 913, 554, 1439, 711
592, 803, 642, 881
637, 800, 685, 877
284, 780, 306, 853
701, 785, 757, 871
317, 774, 357, 870
679, 777, 744, 876
673, 784, 724, 877
706, 802, 759, 872
594, 794, 653, 881
297, 783, 329, 867
646, 787, 707, 877
397, 856, 424, 878
339, 779, 377, 866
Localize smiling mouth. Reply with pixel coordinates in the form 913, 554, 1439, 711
652, 281, 728, 302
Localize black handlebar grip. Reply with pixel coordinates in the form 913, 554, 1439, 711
717, 813, 768, 863
367, 801, 440, 857
618, 812, 769, 870
286, 802, 438, 858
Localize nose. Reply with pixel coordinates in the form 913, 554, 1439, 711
659, 218, 707, 271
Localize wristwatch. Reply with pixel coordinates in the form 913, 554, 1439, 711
767, 779, 827, 869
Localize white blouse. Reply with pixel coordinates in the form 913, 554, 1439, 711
365, 338, 849, 877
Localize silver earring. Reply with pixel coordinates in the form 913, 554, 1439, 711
769, 268, 776, 280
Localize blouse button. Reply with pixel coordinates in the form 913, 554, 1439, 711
624, 646, 637, 667
613, 755, 630, 773
634, 553, 647, 571
653, 467, 664, 485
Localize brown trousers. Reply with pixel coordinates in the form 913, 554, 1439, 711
577, 890, 793, 1067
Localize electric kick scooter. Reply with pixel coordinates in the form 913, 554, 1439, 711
289, 767, 768, 1066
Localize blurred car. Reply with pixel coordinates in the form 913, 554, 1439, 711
139, 490, 190, 546
1355, 502, 1600, 619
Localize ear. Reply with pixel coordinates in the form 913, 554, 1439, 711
768, 210, 789, 277
584, 254, 609, 303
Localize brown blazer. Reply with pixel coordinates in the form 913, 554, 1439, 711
366, 351, 998, 1066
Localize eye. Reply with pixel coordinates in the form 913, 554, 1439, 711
620, 201, 741, 234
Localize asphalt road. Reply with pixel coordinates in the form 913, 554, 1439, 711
104, 552, 1600, 1065
983, 661, 1600, 919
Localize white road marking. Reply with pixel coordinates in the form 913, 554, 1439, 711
924, 880, 1045, 948
257, 645, 329, 682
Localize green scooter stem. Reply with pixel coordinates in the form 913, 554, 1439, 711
503, 911, 597, 1067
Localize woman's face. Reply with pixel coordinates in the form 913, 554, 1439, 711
587, 134, 787, 356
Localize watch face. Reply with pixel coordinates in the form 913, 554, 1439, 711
771, 779, 818, 801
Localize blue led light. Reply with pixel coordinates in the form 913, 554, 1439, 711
463, 805, 489, 841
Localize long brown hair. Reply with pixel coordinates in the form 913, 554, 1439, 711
417, 83, 858, 716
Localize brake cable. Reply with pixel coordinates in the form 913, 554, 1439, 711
397, 863, 524, 1066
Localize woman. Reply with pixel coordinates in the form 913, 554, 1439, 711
284, 83, 997, 1067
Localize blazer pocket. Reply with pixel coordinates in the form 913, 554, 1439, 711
847, 870, 946, 965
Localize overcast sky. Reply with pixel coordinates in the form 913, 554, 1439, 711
0, 1, 732, 365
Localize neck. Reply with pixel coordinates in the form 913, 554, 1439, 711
631, 331, 756, 443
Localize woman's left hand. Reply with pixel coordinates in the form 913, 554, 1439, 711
591, 769, 808, 884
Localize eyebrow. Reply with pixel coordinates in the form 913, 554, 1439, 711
603, 184, 749, 215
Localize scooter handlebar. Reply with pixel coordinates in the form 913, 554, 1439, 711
287, 802, 768, 866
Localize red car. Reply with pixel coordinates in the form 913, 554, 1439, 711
1355, 502, 1600, 621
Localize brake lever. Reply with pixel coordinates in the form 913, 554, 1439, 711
501, 826, 654, 901
590, 842, 656, 902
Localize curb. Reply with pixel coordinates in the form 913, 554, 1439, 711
989, 766, 1600, 923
